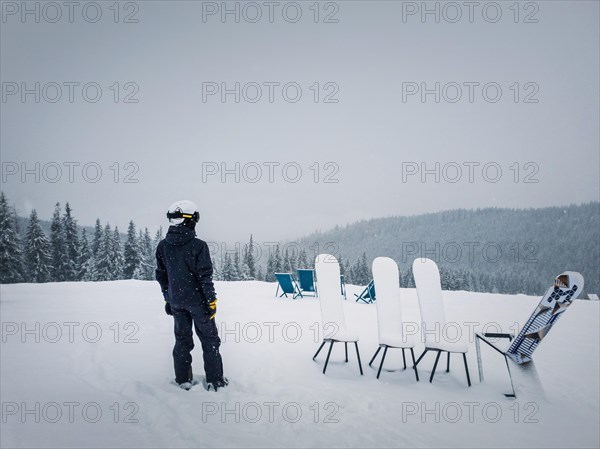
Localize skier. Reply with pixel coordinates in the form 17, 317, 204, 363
155, 200, 228, 391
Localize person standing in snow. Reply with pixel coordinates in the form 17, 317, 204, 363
155, 200, 227, 391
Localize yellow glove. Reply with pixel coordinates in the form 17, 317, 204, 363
208, 298, 217, 320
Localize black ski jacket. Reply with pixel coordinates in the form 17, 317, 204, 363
155, 225, 216, 309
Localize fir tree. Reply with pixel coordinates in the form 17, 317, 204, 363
153, 227, 163, 252
242, 235, 256, 280
288, 248, 297, 273
343, 258, 351, 284
265, 251, 275, 282
133, 228, 154, 280
62, 202, 79, 281
345, 259, 352, 282
297, 248, 309, 269
351, 259, 361, 285
360, 252, 370, 284
77, 228, 94, 281
143, 227, 155, 278
111, 227, 124, 280
94, 224, 113, 281
273, 245, 282, 273
123, 220, 140, 279
219, 256, 225, 281
23, 209, 52, 283
212, 257, 221, 281
351, 253, 371, 285
50, 202, 67, 281
0, 192, 23, 283
283, 249, 291, 272
256, 265, 264, 281
222, 253, 234, 281
241, 256, 251, 281
232, 251, 241, 281
92, 218, 102, 257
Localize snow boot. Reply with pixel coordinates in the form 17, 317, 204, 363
176, 367, 194, 391
206, 377, 229, 392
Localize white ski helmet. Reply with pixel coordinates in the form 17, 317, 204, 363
166, 200, 199, 225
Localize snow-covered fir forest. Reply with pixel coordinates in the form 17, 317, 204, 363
1, 192, 598, 297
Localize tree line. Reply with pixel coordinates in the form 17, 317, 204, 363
2, 192, 596, 297
0, 192, 161, 283
213, 239, 537, 297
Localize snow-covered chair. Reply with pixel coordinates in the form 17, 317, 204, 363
476, 271, 584, 397
312, 254, 363, 375
369, 257, 419, 381
412, 258, 471, 386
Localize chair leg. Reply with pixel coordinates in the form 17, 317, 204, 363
323, 341, 334, 374
402, 348, 407, 370
475, 334, 484, 383
344, 342, 348, 363
354, 342, 363, 375
313, 341, 326, 360
463, 353, 472, 387
430, 351, 442, 383
376, 346, 389, 379
414, 349, 429, 366
503, 355, 517, 398
368, 347, 382, 367
410, 348, 419, 382
446, 352, 450, 373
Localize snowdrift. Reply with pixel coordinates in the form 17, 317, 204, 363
1, 280, 598, 448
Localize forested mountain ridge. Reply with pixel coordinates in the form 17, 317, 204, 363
295, 203, 599, 296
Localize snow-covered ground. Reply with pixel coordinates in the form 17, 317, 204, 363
1, 280, 598, 448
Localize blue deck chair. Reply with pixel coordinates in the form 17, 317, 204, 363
275, 273, 303, 299
297, 269, 318, 297
354, 280, 376, 304
340, 274, 347, 300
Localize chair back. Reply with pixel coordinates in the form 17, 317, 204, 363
315, 254, 347, 337
275, 273, 295, 294
372, 257, 403, 343
367, 281, 376, 300
412, 258, 447, 347
297, 269, 317, 292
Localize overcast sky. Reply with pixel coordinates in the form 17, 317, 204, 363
1, 1, 598, 242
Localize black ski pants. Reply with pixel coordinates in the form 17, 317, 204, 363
171, 304, 223, 384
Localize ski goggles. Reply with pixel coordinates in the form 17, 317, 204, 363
166, 210, 200, 222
